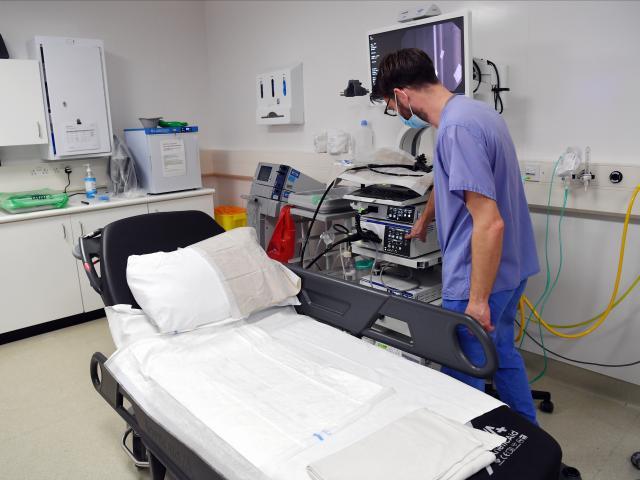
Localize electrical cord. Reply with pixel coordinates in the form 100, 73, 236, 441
522, 182, 640, 339
305, 236, 353, 270
486, 59, 508, 114
516, 320, 640, 368
530, 272, 640, 330
299, 180, 335, 267
367, 166, 424, 177
520, 156, 563, 349
63, 169, 71, 194
473, 60, 482, 94
379, 264, 421, 292
530, 187, 569, 384
300, 159, 428, 269
369, 244, 381, 284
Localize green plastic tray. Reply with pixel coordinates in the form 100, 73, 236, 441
0, 189, 69, 214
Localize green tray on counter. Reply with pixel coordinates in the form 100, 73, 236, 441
0, 189, 69, 214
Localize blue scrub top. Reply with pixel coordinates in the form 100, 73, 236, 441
434, 95, 539, 300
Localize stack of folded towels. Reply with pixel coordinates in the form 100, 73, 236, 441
307, 408, 505, 480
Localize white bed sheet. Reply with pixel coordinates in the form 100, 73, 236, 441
106, 306, 503, 480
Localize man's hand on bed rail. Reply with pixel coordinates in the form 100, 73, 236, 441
465, 300, 494, 333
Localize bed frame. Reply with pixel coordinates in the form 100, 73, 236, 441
79, 211, 562, 480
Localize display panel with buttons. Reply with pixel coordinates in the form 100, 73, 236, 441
383, 226, 412, 257
386, 205, 416, 223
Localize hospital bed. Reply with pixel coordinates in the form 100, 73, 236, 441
76, 210, 563, 480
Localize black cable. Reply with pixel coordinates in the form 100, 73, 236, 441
63, 171, 71, 194
332, 224, 350, 235
305, 237, 352, 270
486, 59, 506, 114
472, 60, 482, 94
367, 166, 424, 177
299, 180, 335, 267
516, 320, 640, 368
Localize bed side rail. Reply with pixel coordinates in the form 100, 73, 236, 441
90, 353, 225, 480
289, 266, 498, 378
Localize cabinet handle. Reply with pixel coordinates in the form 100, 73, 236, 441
79, 221, 84, 236
36, 121, 42, 139
62, 224, 67, 240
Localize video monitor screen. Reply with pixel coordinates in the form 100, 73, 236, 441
369, 16, 466, 95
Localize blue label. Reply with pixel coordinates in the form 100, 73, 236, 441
124, 126, 199, 135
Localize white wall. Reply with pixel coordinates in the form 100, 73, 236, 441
204, 0, 640, 386
0, 0, 210, 166
203, 0, 640, 164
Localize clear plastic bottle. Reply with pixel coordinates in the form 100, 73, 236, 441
355, 119, 374, 160
343, 248, 357, 282
84, 163, 97, 199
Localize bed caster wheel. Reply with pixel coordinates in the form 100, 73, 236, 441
539, 399, 554, 413
560, 465, 581, 479
631, 451, 640, 469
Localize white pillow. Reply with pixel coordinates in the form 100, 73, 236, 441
105, 304, 159, 349
127, 247, 232, 333
126, 227, 301, 334
189, 227, 301, 319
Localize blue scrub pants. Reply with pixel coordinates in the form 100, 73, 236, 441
440, 280, 538, 425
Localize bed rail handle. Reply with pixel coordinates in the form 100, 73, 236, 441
90, 352, 139, 430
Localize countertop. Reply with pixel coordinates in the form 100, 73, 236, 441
0, 188, 215, 225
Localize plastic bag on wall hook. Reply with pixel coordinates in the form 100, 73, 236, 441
556, 147, 582, 178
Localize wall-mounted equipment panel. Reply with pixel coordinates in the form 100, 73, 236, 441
29, 36, 113, 160
521, 160, 640, 218
256, 63, 304, 125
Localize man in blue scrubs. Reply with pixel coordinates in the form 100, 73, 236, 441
371, 48, 540, 424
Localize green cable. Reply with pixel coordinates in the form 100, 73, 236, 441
519, 156, 562, 349
529, 187, 569, 384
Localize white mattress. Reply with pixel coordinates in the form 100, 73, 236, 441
106, 306, 503, 480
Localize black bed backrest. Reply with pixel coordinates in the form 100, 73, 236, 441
100, 211, 224, 307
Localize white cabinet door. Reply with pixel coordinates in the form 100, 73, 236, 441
70, 204, 148, 312
39, 38, 112, 157
148, 194, 214, 216
0, 216, 83, 334
0, 59, 47, 146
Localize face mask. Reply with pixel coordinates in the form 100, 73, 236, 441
395, 90, 429, 129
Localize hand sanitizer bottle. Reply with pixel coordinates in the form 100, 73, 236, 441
84, 164, 97, 199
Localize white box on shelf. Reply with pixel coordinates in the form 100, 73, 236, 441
256, 63, 304, 125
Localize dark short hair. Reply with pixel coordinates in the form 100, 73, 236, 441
370, 48, 439, 103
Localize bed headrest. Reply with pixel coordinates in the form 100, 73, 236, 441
100, 211, 225, 307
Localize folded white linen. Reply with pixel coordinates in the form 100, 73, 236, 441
306, 408, 504, 480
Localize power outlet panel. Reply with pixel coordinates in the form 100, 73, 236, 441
0, 158, 109, 193
520, 161, 640, 217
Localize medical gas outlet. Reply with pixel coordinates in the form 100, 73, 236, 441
256, 63, 304, 125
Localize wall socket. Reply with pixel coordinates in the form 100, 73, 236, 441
30, 165, 72, 176
1, 158, 108, 193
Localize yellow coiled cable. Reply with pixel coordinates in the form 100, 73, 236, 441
520, 184, 640, 339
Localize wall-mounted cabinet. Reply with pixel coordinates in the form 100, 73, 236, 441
0, 59, 48, 147
29, 36, 113, 160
